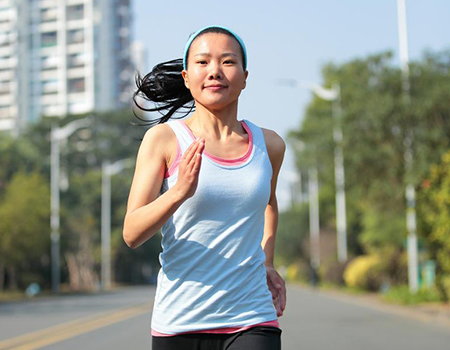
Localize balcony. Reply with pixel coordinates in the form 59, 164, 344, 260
67, 52, 85, 68
40, 7, 57, 22
41, 79, 58, 94
0, 107, 12, 119
68, 101, 89, 115
0, 70, 12, 81
67, 29, 84, 45
0, 7, 14, 22
41, 55, 59, 69
40, 21, 58, 32
0, 81, 10, 94
0, 45, 12, 57
40, 69, 58, 80
41, 104, 62, 116
0, 93, 12, 105
67, 67, 85, 79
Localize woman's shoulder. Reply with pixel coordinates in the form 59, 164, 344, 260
140, 122, 178, 165
260, 127, 286, 160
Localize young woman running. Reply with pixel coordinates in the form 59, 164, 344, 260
123, 25, 287, 350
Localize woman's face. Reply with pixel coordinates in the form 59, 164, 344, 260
182, 33, 248, 110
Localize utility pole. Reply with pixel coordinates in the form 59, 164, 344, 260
397, 0, 419, 293
50, 117, 91, 293
101, 158, 133, 290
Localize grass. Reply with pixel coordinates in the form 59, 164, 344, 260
381, 285, 442, 305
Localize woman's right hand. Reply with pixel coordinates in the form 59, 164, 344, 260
173, 137, 205, 200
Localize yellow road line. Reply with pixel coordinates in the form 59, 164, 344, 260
0, 301, 153, 350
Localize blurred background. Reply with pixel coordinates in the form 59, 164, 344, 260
1, 0, 450, 316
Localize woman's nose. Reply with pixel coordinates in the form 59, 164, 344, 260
208, 62, 222, 79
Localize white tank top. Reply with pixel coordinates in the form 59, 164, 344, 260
151, 118, 277, 334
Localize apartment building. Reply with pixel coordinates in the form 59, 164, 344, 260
0, 0, 136, 132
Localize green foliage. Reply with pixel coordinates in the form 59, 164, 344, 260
288, 48, 450, 258
0, 170, 50, 289
382, 285, 441, 305
0, 170, 50, 265
0, 108, 162, 290
358, 201, 406, 251
418, 150, 450, 300
275, 204, 309, 266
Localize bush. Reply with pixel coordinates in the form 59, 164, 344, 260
343, 255, 384, 291
285, 261, 309, 283
382, 285, 442, 305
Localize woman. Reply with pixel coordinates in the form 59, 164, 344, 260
123, 25, 286, 350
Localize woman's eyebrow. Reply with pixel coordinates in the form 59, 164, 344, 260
194, 52, 238, 57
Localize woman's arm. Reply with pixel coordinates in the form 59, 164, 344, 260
123, 124, 204, 249
262, 128, 286, 317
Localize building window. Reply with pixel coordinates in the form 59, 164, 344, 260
68, 78, 85, 93
67, 29, 84, 45
41, 79, 58, 94
67, 4, 84, 21
41, 55, 59, 69
40, 7, 57, 22
0, 81, 10, 95
67, 52, 85, 68
41, 31, 57, 48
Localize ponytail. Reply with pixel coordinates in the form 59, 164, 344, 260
132, 58, 195, 127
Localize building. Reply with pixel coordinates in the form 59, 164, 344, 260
0, 0, 136, 132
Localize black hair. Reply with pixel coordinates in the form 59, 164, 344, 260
132, 27, 246, 128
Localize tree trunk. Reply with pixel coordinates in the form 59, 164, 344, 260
0, 261, 5, 291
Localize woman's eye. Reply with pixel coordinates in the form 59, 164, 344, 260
224, 60, 235, 64
197, 60, 207, 64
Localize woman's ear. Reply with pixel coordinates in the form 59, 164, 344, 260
181, 70, 189, 89
243, 70, 249, 89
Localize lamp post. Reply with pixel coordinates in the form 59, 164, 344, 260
397, 0, 419, 293
101, 158, 134, 290
50, 117, 91, 293
291, 139, 321, 271
308, 165, 320, 270
279, 79, 348, 262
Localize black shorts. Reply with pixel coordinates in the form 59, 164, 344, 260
152, 326, 282, 350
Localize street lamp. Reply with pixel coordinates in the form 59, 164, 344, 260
101, 158, 134, 290
50, 117, 92, 293
279, 79, 348, 262
397, 0, 419, 293
291, 139, 321, 271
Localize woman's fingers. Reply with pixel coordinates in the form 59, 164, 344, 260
191, 140, 204, 173
183, 138, 200, 161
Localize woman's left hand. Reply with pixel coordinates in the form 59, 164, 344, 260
265, 265, 286, 317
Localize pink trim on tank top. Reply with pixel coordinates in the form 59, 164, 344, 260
179, 120, 253, 166
164, 140, 182, 178
151, 319, 280, 337
164, 120, 253, 178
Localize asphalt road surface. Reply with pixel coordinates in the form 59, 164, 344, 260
0, 284, 449, 350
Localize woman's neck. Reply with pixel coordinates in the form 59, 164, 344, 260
187, 101, 243, 140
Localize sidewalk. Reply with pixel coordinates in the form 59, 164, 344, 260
297, 283, 450, 328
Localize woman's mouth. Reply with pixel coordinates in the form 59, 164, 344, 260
205, 85, 227, 91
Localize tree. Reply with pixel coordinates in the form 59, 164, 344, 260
418, 150, 450, 300
288, 48, 450, 257
0, 170, 50, 290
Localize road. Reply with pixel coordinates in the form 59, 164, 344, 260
0, 284, 449, 350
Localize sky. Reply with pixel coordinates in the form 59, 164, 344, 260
132, 0, 450, 210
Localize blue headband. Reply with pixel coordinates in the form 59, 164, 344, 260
182, 25, 247, 70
